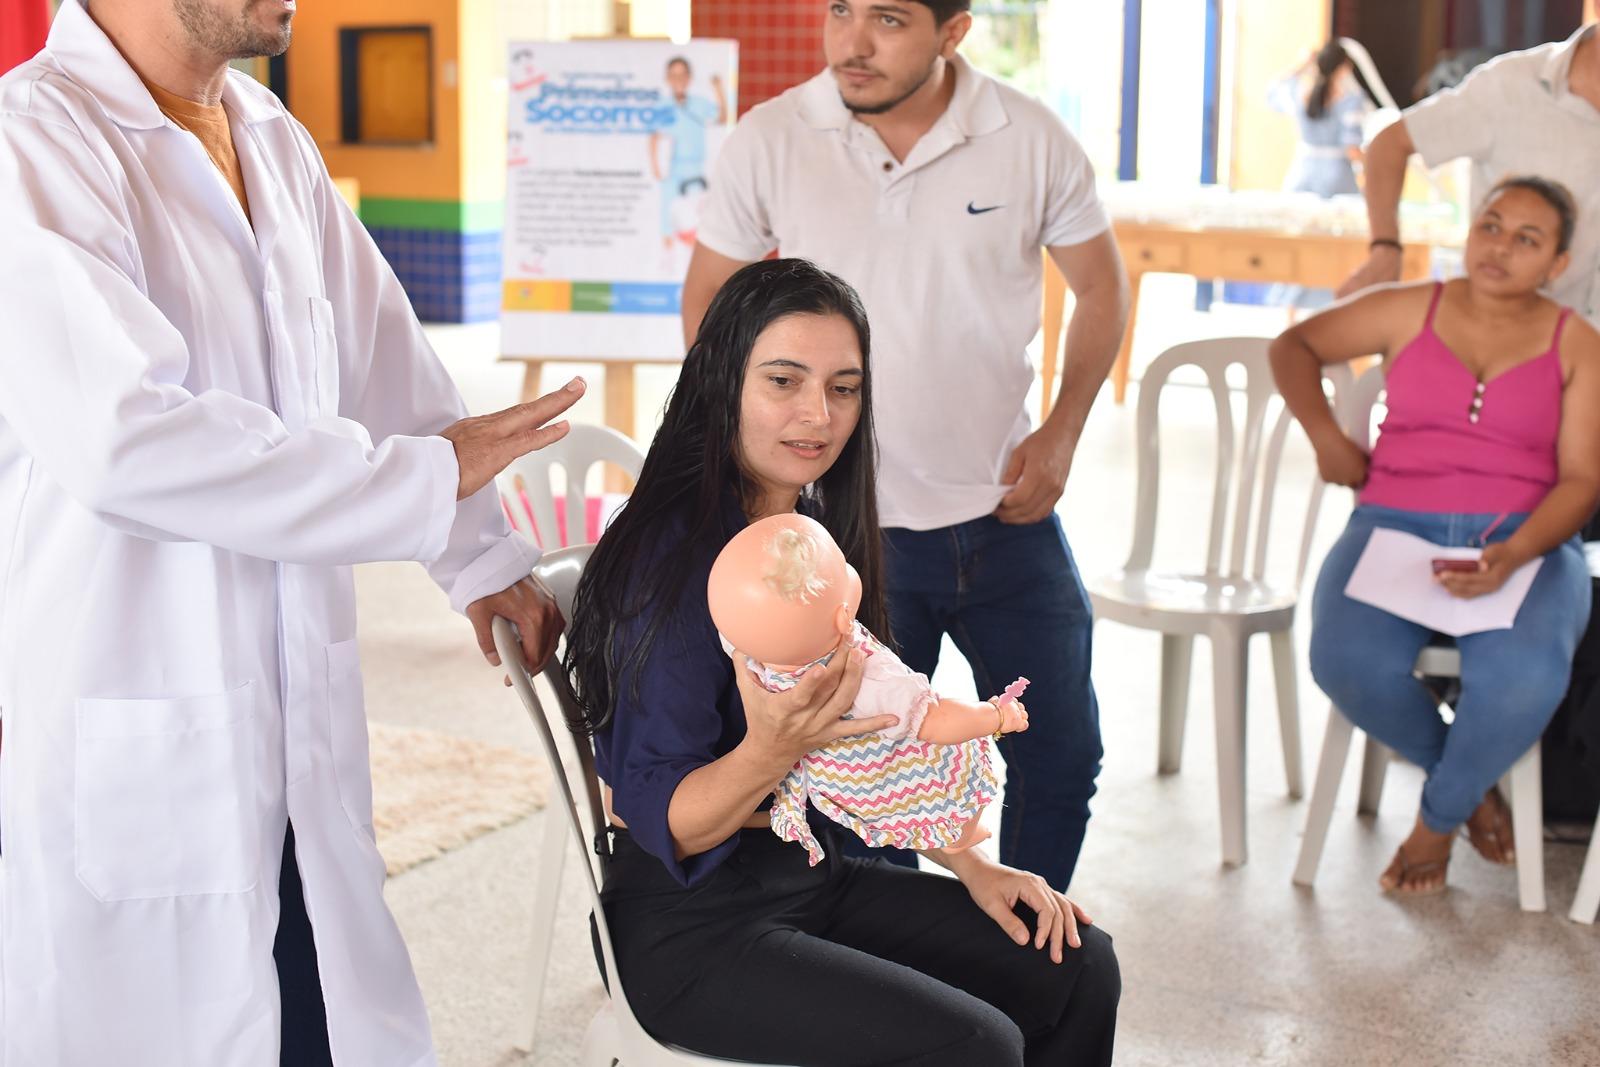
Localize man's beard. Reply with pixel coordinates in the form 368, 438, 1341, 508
838, 60, 936, 116
173, 0, 292, 60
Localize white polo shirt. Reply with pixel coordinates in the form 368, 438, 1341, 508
698, 54, 1109, 531
1405, 25, 1600, 324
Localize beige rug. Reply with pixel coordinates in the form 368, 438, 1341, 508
368, 721, 549, 876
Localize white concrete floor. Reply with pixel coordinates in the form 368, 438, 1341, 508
364, 278, 1600, 1066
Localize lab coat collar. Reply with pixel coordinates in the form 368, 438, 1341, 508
1538, 23, 1596, 96
797, 53, 1008, 139
49, 0, 283, 131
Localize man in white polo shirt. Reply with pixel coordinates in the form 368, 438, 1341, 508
682, 0, 1129, 890
1339, 18, 1600, 319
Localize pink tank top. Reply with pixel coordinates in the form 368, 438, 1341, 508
1360, 283, 1567, 515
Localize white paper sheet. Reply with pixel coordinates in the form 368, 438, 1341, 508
1343, 527, 1543, 636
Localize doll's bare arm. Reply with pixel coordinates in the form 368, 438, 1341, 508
917, 696, 1029, 745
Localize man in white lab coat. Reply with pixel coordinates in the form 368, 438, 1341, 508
0, 1, 582, 1064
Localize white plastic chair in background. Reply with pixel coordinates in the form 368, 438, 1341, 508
496, 549, 791, 1066
498, 423, 645, 549
1089, 337, 1340, 868
1572, 821, 1600, 923
1291, 367, 1546, 912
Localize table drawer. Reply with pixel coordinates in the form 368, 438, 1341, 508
1123, 240, 1188, 273
1215, 244, 1296, 280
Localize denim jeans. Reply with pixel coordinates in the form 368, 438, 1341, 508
1310, 505, 1591, 832
865, 514, 1102, 891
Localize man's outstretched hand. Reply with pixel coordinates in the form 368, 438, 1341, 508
441, 377, 586, 500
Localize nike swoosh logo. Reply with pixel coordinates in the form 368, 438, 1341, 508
967, 202, 1003, 215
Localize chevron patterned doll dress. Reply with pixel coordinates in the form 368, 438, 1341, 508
738, 621, 1002, 864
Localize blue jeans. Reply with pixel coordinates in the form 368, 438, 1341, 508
869, 514, 1102, 891
1310, 505, 1591, 832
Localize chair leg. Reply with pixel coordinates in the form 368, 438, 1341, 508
579, 1002, 621, 1067
1569, 807, 1600, 924
1268, 628, 1304, 799
1211, 626, 1250, 867
1357, 737, 1390, 816
1507, 744, 1546, 913
1158, 633, 1195, 775
1293, 706, 1357, 887
514, 806, 570, 1051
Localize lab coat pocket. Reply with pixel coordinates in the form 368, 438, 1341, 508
326, 639, 376, 835
308, 295, 342, 416
74, 681, 260, 901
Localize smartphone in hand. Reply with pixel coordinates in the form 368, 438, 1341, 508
1431, 558, 1481, 575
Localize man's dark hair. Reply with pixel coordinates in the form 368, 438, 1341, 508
911, 0, 972, 23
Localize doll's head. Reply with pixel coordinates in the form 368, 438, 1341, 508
707, 513, 862, 668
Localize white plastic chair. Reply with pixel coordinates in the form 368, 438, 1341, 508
500, 426, 641, 1051
498, 423, 645, 549
1291, 367, 1546, 911
1571, 819, 1600, 923
497, 549, 791, 1066
1090, 337, 1330, 867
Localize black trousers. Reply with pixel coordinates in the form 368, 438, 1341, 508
601, 825, 1120, 1067
275, 823, 335, 1067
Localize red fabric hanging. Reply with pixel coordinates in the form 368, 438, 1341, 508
1, 0, 51, 76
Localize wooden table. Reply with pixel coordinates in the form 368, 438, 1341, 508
1040, 222, 1436, 415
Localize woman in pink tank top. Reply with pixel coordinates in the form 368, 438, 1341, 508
1271, 177, 1600, 897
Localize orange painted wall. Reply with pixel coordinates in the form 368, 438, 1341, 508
285, 0, 464, 203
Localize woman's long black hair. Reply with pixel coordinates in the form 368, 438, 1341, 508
1306, 41, 1349, 120
563, 258, 889, 735
1304, 39, 1379, 119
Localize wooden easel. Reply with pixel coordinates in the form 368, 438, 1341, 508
498, 357, 649, 494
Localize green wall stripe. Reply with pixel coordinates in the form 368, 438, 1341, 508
359, 197, 505, 233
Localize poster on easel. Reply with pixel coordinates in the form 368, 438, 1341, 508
501, 39, 739, 360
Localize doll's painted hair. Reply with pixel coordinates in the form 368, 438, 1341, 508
763, 528, 829, 604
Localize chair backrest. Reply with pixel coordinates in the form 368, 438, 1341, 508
1128, 337, 1346, 587
498, 423, 645, 548
494, 544, 647, 1025
1336, 363, 1387, 451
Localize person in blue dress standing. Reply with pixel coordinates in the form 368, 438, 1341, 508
1269, 40, 1376, 309
651, 56, 727, 255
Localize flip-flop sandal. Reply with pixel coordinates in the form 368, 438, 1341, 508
1380, 845, 1450, 896
1462, 790, 1517, 867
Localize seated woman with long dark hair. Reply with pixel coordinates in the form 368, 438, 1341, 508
563, 259, 1119, 1066
1271, 176, 1600, 896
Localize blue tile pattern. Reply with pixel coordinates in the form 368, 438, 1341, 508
367, 226, 503, 324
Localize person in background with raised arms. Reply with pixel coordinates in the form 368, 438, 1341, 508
1338, 14, 1600, 320
681, 0, 1129, 893
0, 0, 582, 1063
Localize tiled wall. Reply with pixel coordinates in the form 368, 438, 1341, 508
692, 1, 824, 113
368, 227, 503, 324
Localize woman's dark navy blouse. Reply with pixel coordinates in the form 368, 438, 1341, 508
589, 495, 769, 886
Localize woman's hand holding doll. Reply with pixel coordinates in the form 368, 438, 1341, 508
728, 638, 891, 780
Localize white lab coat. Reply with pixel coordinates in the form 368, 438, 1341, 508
0, 4, 539, 1064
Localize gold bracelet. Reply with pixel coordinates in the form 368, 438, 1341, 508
989, 697, 1005, 742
